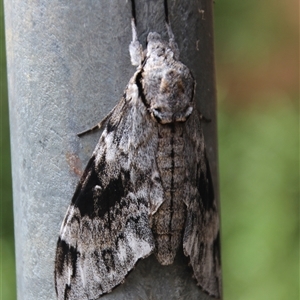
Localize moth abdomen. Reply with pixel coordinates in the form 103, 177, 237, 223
151, 123, 188, 265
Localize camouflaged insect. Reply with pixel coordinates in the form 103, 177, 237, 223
55, 19, 221, 300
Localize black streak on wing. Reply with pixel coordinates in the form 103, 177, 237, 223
98, 174, 125, 218
64, 284, 71, 300
135, 71, 149, 108
71, 156, 101, 217
213, 231, 221, 269
73, 165, 116, 218
198, 152, 215, 211
101, 249, 115, 272
55, 238, 79, 278
213, 231, 221, 295
169, 126, 175, 248
71, 154, 132, 219
106, 121, 118, 134
55, 238, 79, 299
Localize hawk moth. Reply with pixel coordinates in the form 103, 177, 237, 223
54, 9, 221, 300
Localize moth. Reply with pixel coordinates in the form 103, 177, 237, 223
55, 13, 221, 300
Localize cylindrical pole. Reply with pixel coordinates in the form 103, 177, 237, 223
5, 0, 220, 299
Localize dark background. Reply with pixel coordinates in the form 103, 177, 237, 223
0, 0, 298, 299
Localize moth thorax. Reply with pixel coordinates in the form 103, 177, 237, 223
144, 68, 194, 124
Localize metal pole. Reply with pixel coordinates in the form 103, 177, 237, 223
5, 0, 219, 299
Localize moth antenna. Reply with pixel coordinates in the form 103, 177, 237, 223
131, 0, 137, 24
164, 0, 180, 59
164, 0, 169, 24
129, 0, 144, 66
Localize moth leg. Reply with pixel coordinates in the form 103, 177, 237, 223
77, 107, 114, 137
198, 112, 212, 123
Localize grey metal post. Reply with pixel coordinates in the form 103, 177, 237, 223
5, 0, 220, 299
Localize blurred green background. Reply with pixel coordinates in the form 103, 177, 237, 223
0, 0, 298, 299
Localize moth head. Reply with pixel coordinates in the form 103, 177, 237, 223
140, 33, 195, 124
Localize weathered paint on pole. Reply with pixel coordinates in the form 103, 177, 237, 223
5, 0, 220, 299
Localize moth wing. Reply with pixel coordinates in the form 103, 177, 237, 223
55, 84, 164, 300
183, 112, 221, 298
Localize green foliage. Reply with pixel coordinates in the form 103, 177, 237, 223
214, 0, 299, 298
219, 101, 299, 300
1, 0, 16, 299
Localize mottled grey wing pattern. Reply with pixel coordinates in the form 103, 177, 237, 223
55, 78, 165, 300
182, 111, 221, 298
